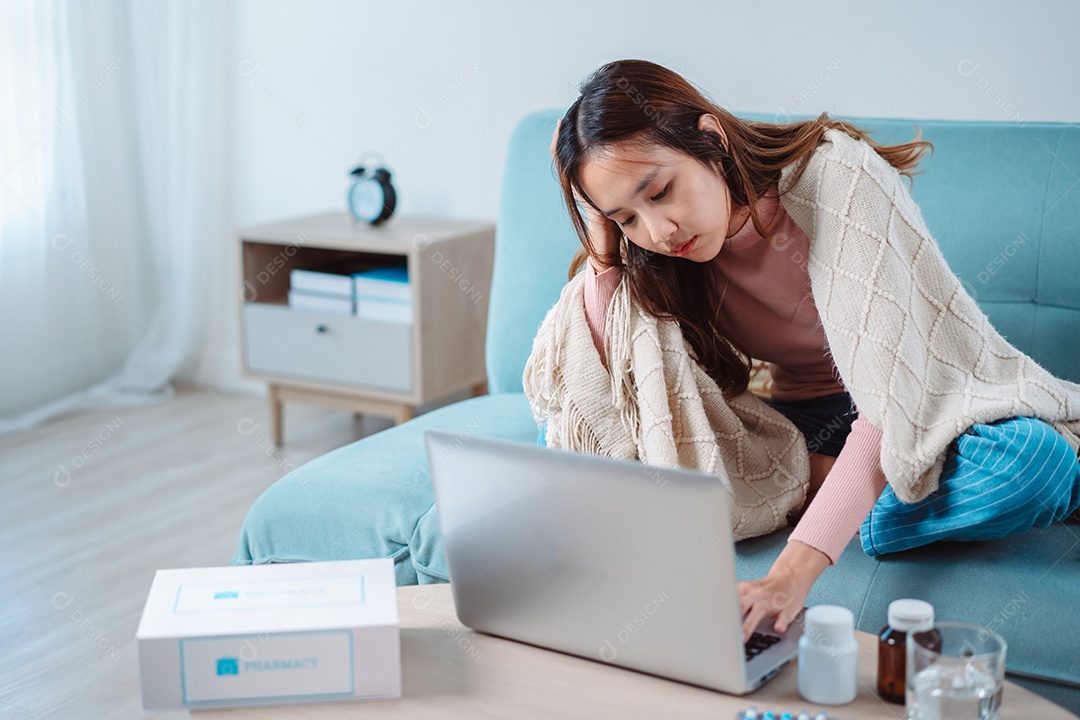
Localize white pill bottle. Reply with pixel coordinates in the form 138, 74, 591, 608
798, 604, 859, 705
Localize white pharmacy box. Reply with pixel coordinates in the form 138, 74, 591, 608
136, 558, 400, 710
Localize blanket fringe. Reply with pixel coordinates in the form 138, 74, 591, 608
523, 270, 810, 541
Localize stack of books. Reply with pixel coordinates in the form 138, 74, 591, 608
353, 266, 411, 323
288, 265, 359, 316
287, 263, 411, 323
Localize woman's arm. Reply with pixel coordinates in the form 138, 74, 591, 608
737, 415, 888, 641
584, 262, 622, 365
788, 415, 889, 561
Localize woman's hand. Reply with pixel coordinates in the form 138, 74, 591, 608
551, 118, 621, 271
737, 540, 830, 643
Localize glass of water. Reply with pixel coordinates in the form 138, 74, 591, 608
906, 622, 1007, 720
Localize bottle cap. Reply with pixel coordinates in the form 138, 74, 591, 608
804, 604, 854, 644
888, 598, 934, 632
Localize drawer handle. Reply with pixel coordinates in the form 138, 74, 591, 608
315, 324, 328, 334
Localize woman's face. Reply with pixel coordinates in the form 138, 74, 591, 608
578, 117, 745, 262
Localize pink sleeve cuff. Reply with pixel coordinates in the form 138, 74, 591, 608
787, 414, 889, 564
583, 261, 622, 365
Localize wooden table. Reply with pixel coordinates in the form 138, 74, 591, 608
190, 584, 1077, 719
375, 584, 1073, 719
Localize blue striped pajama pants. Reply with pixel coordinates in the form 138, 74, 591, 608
860, 416, 1080, 556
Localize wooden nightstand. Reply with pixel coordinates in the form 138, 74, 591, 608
237, 212, 495, 445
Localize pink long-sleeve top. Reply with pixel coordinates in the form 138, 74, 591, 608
583, 187, 888, 564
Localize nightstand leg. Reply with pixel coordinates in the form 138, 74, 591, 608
393, 405, 414, 425
268, 385, 284, 446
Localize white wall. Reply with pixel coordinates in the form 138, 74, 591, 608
201, 0, 1080, 389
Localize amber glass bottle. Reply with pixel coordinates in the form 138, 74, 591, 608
877, 599, 935, 704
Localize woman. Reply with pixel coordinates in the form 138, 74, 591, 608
543, 59, 1080, 642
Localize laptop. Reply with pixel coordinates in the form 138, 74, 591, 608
423, 430, 803, 695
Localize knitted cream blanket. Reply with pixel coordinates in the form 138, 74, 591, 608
522, 270, 810, 541
781, 129, 1080, 502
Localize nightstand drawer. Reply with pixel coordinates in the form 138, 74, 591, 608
244, 304, 413, 392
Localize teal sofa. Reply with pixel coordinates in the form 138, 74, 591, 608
234, 109, 1080, 712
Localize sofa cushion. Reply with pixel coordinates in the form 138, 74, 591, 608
485, 111, 582, 394
232, 393, 539, 585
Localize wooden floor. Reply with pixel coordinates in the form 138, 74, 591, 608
0, 385, 462, 719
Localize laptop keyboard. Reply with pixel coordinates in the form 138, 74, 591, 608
744, 631, 782, 661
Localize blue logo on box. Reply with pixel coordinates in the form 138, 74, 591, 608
216, 657, 239, 676
213, 591, 239, 599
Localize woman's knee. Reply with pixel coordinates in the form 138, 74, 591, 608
861, 418, 1080, 555
961, 416, 1080, 519
960, 416, 1058, 469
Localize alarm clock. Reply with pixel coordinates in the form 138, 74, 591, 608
347, 164, 396, 225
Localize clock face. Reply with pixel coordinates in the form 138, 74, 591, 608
349, 178, 385, 221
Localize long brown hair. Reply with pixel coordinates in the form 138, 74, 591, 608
552, 58, 933, 397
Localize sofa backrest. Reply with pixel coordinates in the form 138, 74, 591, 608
486, 108, 1080, 394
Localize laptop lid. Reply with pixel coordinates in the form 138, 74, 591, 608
423, 430, 796, 694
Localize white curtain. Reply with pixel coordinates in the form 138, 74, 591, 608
0, 0, 228, 434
